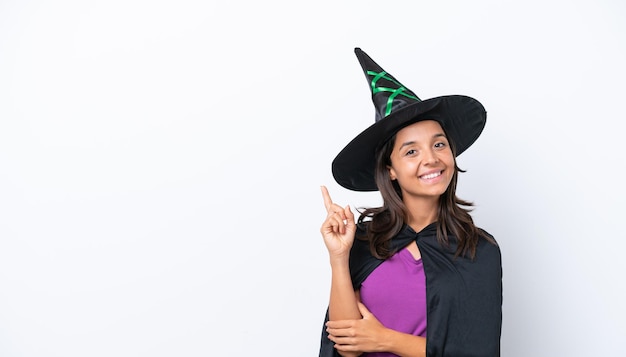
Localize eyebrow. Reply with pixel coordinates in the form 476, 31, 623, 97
398, 133, 446, 150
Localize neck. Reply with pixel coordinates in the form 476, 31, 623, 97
404, 196, 439, 233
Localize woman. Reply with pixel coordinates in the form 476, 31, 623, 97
318, 48, 502, 357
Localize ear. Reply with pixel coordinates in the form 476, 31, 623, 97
387, 165, 397, 180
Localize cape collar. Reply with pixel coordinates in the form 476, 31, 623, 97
389, 222, 438, 251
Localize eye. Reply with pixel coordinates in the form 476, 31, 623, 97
405, 149, 417, 156
434, 142, 447, 149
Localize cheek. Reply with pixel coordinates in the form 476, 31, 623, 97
446, 170, 455, 184
445, 164, 456, 183
396, 162, 418, 177
443, 156, 456, 178
443, 153, 455, 168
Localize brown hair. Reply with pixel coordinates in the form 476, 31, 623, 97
356, 130, 495, 259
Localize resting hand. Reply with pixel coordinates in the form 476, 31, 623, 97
320, 186, 356, 260
326, 302, 387, 354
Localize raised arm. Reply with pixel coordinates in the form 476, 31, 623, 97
320, 186, 361, 322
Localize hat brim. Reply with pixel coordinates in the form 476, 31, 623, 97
331, 94, 486, 192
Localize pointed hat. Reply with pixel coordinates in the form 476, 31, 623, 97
331, 48, 487, 191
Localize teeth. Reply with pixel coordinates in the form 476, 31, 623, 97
421, 172, 441, 180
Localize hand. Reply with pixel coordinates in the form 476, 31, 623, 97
320, 186, 356, 260
326, 302, 387, 354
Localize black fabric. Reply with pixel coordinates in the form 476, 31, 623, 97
318, 222, 502, 356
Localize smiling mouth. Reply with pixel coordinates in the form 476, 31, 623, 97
420, 171, 442, 180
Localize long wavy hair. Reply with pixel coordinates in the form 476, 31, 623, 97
356, 130, 495, 260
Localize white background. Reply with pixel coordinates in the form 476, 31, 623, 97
1, 0, 625, 356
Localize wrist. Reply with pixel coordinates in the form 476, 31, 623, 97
329, 254, 350, 267
376, 326, 394, 352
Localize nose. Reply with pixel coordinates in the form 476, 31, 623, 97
423, 148, 439, 165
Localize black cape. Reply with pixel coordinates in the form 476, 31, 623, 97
318, 222, 502, 357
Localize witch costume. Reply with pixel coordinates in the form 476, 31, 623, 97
319, 48, 502, 357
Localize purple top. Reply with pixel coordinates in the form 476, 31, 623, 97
359, 246, 427, 356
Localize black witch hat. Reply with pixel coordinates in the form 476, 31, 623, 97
331, 48, 487, 191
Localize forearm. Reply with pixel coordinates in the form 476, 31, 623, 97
379, 328, 426, 357
338, 352, 361, 357
328, 257, 360, 321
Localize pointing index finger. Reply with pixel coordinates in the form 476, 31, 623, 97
320, 185, 333, 211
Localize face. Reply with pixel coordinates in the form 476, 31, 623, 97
387, 120, 455, 200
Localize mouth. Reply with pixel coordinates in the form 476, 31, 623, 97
419, 171, 443, 180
